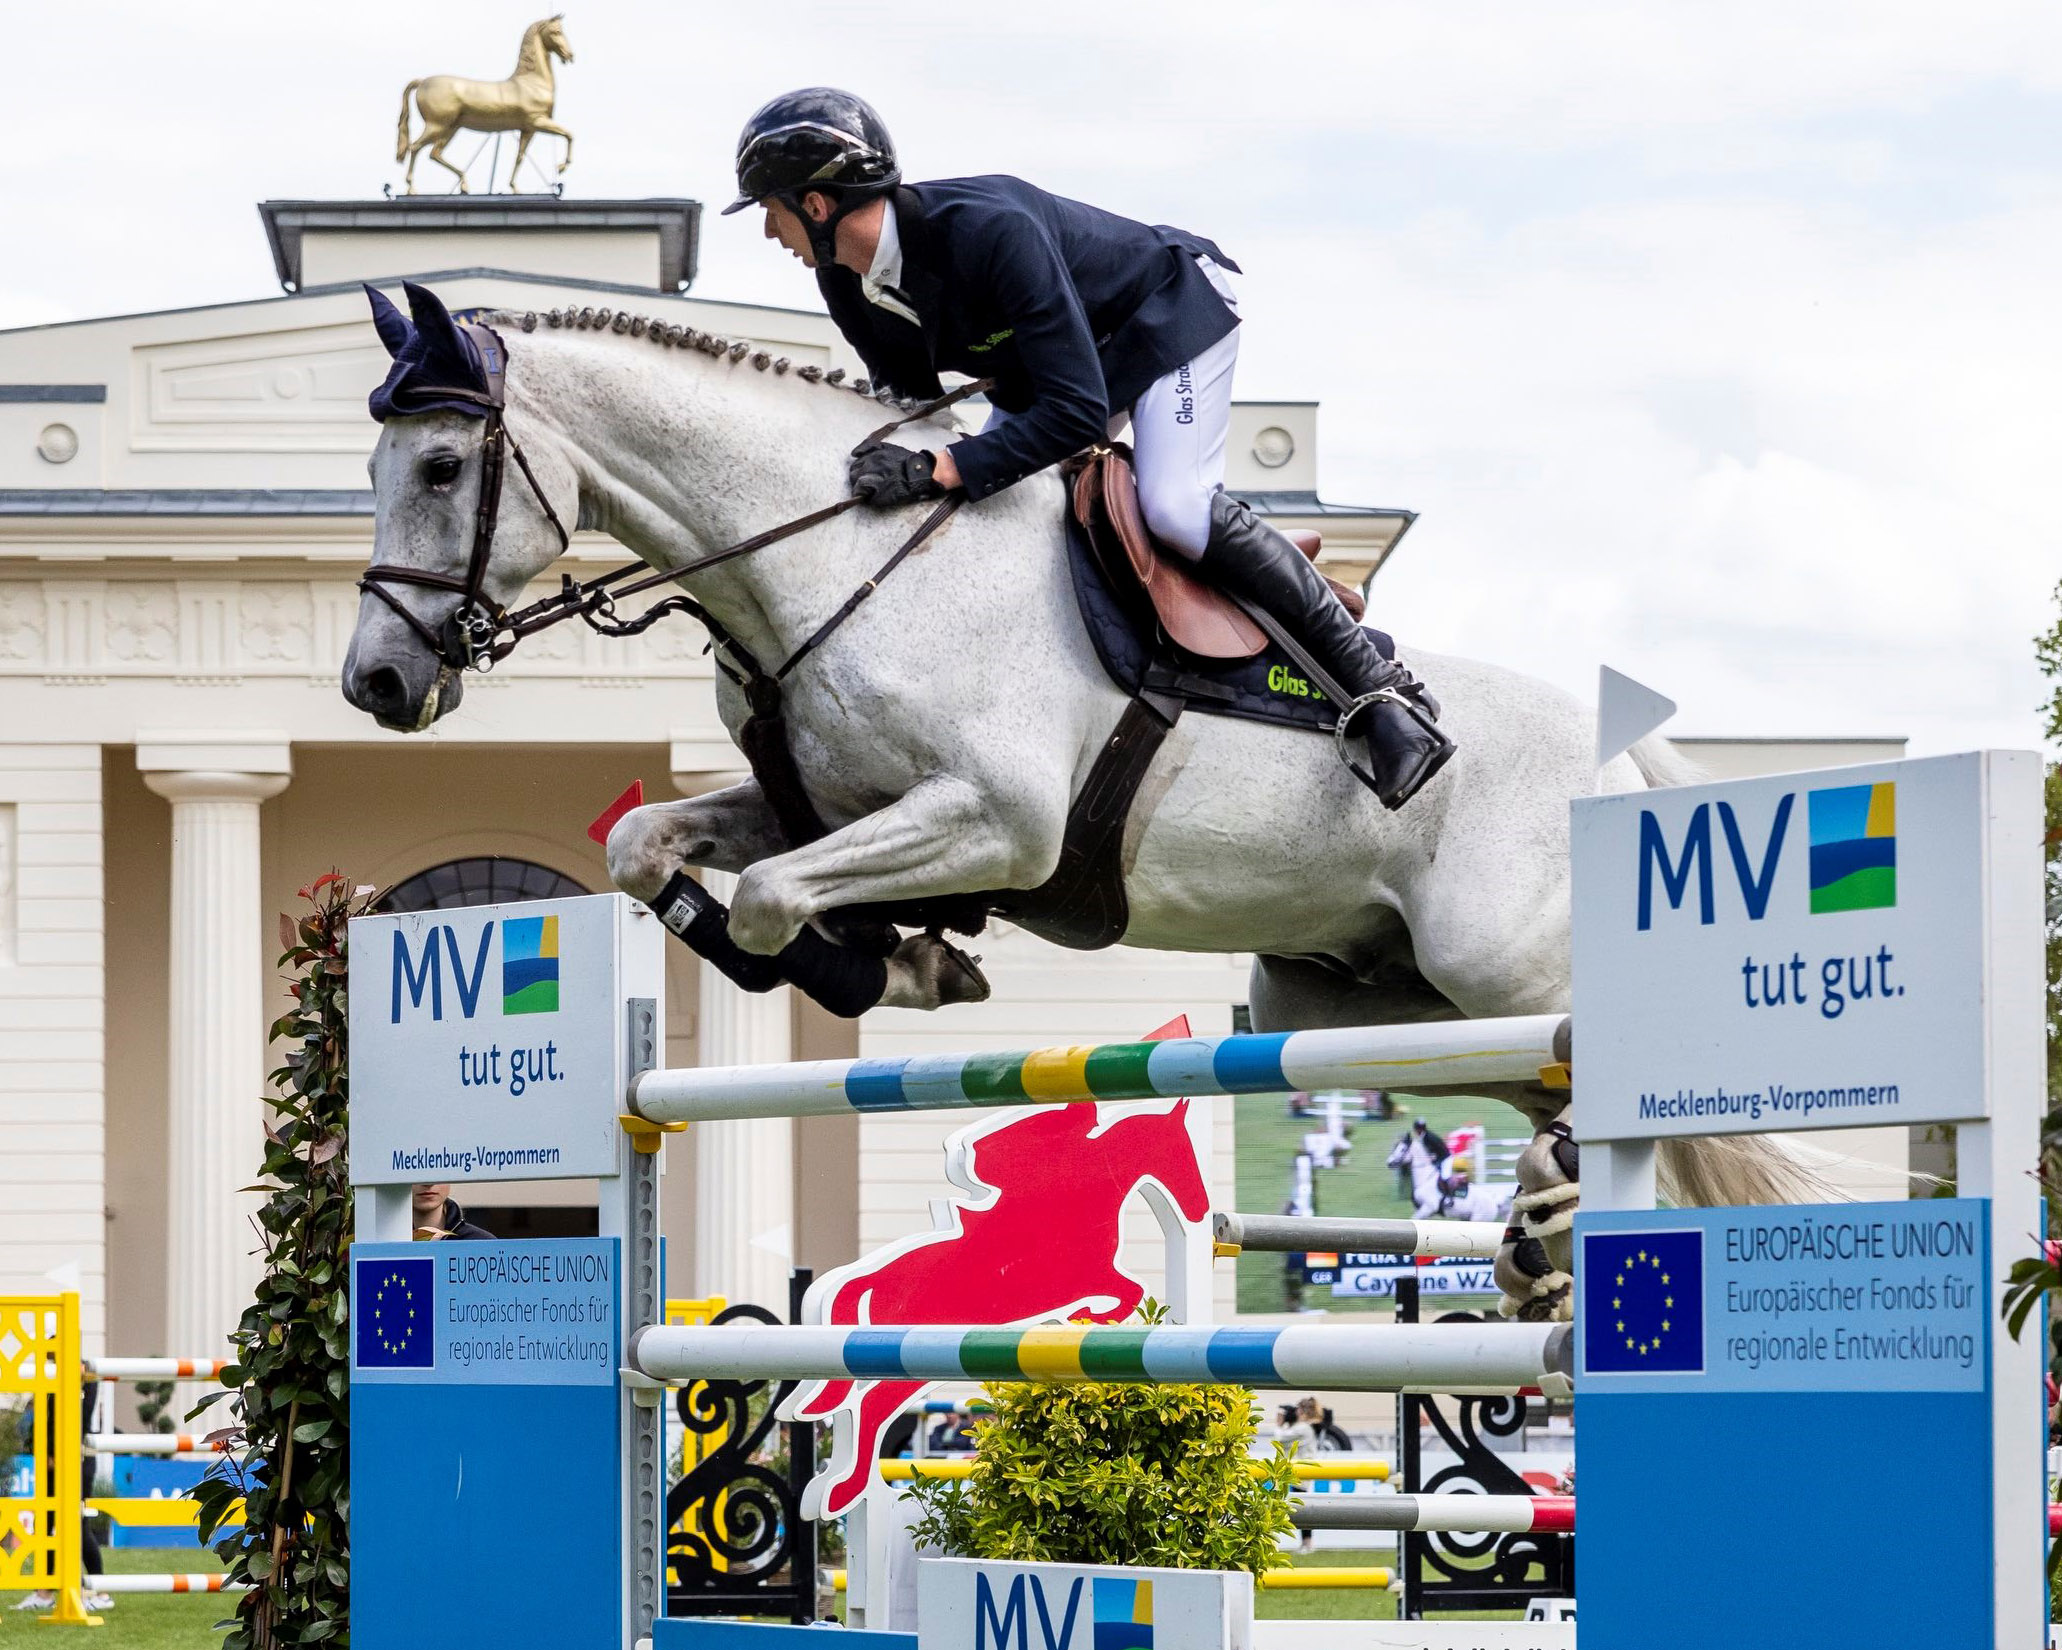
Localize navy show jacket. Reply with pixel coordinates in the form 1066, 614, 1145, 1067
817, 176, 1240, 502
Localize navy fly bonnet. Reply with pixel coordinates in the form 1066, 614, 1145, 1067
366, 281, 505, 421
358, 281, 563, 671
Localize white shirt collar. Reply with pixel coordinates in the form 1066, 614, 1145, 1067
868, 199, 904, 289
860, 201, 920, 326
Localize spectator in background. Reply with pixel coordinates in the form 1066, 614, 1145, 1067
12, 1380, 110, 1615
926, 1409, 978, 1453
1270, 1397, 1348, 1552
77, 1379, 107, 1612
412, 1183, 495, 1241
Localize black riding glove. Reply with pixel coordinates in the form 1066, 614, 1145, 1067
848, 440, 944, 508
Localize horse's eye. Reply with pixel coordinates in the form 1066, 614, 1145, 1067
422, 454, 463, 487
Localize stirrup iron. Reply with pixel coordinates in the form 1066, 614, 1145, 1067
1332, 686, 1440, 794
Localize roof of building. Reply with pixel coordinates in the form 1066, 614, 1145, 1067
0, 487, 1414, 529
257, 197, 703, 293
0, 269, 825, 340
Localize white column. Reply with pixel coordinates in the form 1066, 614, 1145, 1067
139, 737, 291, 1359
674, 759, 794, 1312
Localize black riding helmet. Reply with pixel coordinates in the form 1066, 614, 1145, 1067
724, 87, 899, 268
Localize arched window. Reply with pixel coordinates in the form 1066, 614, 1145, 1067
378, 856, 589, 914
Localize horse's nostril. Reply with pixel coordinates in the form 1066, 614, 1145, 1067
357, 665, 410, 715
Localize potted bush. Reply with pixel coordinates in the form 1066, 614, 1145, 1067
902, 1315, 1296, 1575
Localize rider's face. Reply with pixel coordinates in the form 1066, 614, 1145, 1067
762, 197, 819, 267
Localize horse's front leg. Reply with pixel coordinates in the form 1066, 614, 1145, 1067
606, 777, 995, 1016
604, 779, 789, 896
729, 775, 1047, 957
509, 129, 535, 190
528, 117, 574, 172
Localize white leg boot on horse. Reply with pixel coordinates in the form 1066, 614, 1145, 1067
1498, 1110, 1580, 1322
343, 284, 1835, 1311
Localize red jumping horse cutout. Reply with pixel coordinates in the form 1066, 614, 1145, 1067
781, 1016, 1212, 1519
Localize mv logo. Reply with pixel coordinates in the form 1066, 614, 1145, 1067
974, 1571, 1153, 1649
1637, 782, 1897, 931
390, 915, 562, 1022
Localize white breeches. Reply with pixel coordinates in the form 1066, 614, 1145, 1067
984, 256, 1241, 561
1127, 255, 1240, 560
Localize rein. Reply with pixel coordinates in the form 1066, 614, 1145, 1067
357, 323, 990, 675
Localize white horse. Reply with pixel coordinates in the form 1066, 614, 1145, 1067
341, 288, 1826, 1319
1385, 1133, 1515, 1223
1386, 1133, 1449, 1219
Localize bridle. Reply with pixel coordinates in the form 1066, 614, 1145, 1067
356, 320, 572, 672
357, 316, 989, 675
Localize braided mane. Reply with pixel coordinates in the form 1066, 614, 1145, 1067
485, 304, 938, 416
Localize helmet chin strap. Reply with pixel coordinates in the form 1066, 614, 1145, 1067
783, 188, 866, 272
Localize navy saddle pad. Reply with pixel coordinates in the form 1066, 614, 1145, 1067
1063, 512, 1394, 734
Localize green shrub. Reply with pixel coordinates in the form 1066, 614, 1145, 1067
902, 1312, 1296, 1574
133, 1378, 176, 1434
193, 872, 374, 1649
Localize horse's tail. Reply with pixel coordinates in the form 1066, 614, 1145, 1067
396, 80, 422, 159
1625, 733, 1706, 792
1658, 1133, 1839, 1209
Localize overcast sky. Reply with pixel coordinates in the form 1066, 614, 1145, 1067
8, 2, 2058, 753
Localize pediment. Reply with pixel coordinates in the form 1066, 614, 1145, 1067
134, 322, 388, 453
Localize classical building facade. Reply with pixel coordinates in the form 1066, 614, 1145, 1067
0, 196, 1913, 1369
0, 197, 1418, 1359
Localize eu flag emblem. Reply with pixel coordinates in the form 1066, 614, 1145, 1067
1581, 1229, 1703, 1374
355, 1256, 435, 1370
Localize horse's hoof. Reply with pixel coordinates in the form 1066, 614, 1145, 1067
881, 932, 991, 1010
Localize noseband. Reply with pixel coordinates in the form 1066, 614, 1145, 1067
357, 320, 573, 672
358, 322, 989, 675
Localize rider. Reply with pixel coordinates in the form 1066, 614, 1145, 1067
724, 88, 1454, 811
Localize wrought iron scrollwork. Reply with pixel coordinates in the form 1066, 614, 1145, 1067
1395, 1280, 1574, 1618
664, 1288, 819, 1624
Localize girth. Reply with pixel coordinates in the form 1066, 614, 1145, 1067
729, 652, 1194, 952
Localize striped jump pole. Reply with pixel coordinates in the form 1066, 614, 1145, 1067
630, 1015, 1570, 1124
827, 1568, 1392, 1593
1258, 1570, 1393, 1590
880, 1457, 1392, 1484
86, 1358, 232, 1381
95, 1574, 246, 1594
627, 1322, 1573, 1398
1213, 1212, 1506, 1260
86, 1433, 234, 1456
1293, 1493, 1576, 1534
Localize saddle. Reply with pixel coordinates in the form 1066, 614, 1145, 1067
728, 448, 1391, 971
1066, 447, 1365, 660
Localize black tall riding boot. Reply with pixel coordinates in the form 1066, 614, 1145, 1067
1195, 490, 1455, 810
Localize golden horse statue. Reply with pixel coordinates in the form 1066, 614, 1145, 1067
396, 16, 575, 194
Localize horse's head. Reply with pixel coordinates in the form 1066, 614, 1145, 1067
1105, 1097, 1211, 1225
539, 14, 573, 63
344, 282, 576, 731
1385, 1136, 1412, 1169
